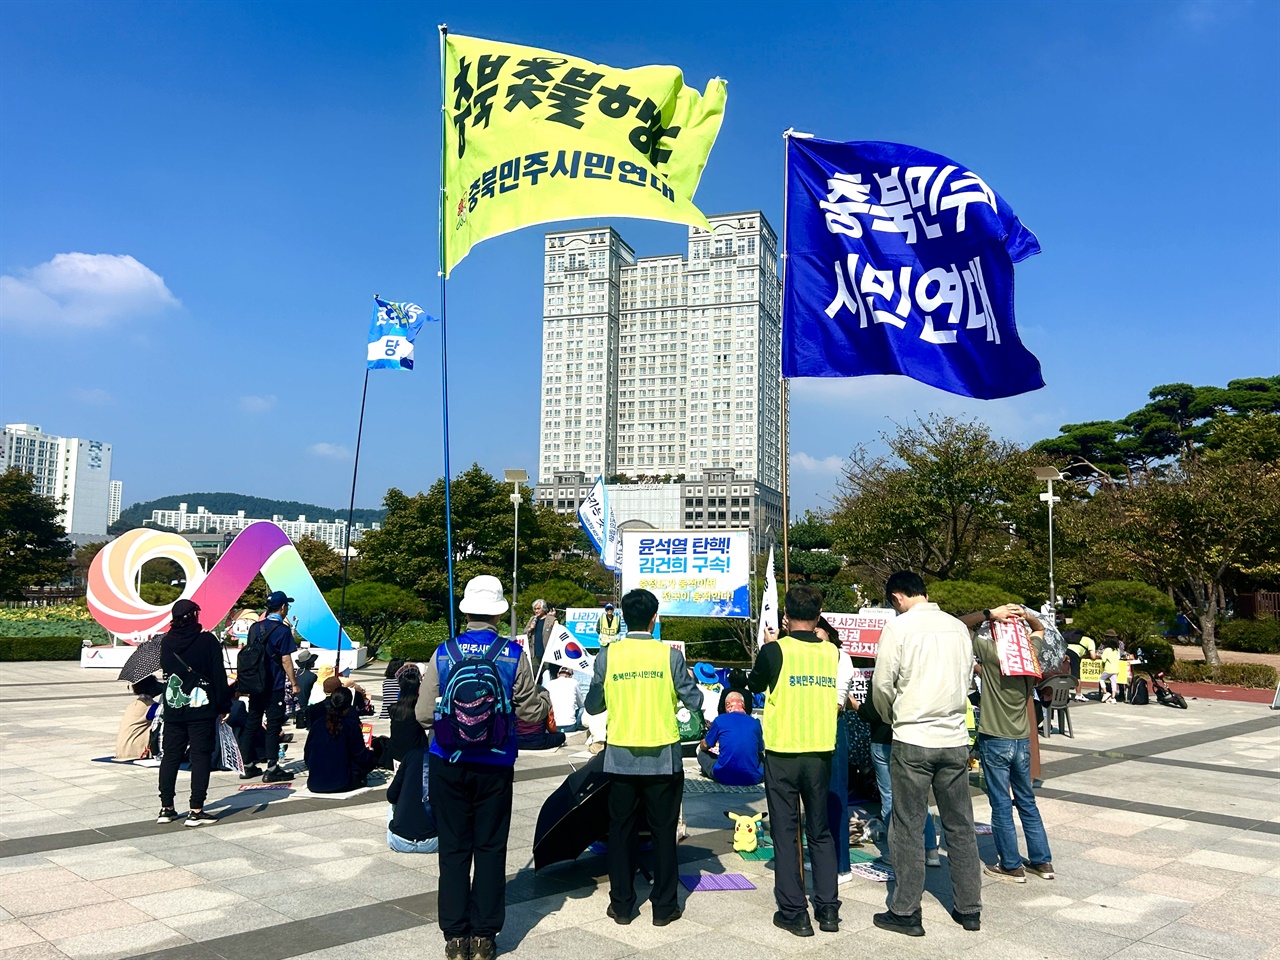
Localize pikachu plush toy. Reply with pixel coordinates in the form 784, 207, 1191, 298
726, 811, 766, 853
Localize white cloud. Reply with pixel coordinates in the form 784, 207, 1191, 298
239, 395, 277, 414
792, 452, 846, 474
308, 442, 351, 460
71, 387, 114, 406
0, 252, 180, 329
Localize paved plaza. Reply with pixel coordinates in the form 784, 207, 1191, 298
1, 661, 1277, 960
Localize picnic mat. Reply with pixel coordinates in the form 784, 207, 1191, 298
92, 756, 160, 766
683, 778, 765, 795
975, 822, 993, 834
850, 862, 894, 882
680, 873, 756, 892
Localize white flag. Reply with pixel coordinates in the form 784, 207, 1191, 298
578, 475, 620, 572
757, 543, 779, 646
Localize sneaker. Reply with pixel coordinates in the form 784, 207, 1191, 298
877, 851, 893, 867
873, 909, 925, 937
156, 807, 179, 824
837, 871, 854, 884
652, 908, 682, 927
240, 764, 264, 780
262, 766, 292, 783
1025, 861, 1055, 879
185, 810, 217, 827
951, 907, 981, 931
606, 904, 633, 925
468, 937, 495, 960
815, 905, 840, 933
926, 850, 942, 868
772, 910, 814, 937
444, 937, 470, 960
984, 862, 1027, 883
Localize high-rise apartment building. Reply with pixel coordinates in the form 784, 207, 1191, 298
535, 213, 783, 539
1, 424, 113, 536
145, 502, 380, 553
108, 480, 123, 527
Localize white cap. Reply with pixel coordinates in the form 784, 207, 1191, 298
458, 575, 510, 616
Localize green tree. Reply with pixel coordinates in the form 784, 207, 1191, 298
71, 541, 107, 587
139, 582, 182, 606
1070, 581, 1176, 650
521, 579, 599, 618
926, 580, 1023, 617
233, 573, 268, 613
0, 467, 73, 599
323, 582, 427, 657
294, 535, 349, 593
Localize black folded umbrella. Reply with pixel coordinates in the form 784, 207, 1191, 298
117, 639, 163, 683
533, 751, 611, 872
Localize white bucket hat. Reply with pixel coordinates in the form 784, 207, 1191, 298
458, 575, 510, 616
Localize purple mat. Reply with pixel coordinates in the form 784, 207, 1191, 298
679, 873, 756, 892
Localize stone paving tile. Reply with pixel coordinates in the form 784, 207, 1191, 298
51, 920, 189, 960
163, 902, 293, 941
0, 880, 115, 920
1142, 920, 1273, 960
0, 922, 43, 951
265, 882, 383, 921
0, 943, 71, 960
123, 883, 245, 921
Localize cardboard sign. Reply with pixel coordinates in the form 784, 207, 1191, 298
825, 609, 896, 658
993, 619, 1041, 678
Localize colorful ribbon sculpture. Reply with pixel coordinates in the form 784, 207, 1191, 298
87, 523, 353, 649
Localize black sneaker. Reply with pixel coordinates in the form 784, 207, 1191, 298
606, 904, 633, 925
772, 910, 815, 937
262, 766, 292, 783
240, 764, 264, 780
468, 936, 495, 960
652, 908, 682, 927
815, 904, 840, 933
156, 807, 179, 824
185, 810, 217, 827
444, 938, 470, 960
951, 907, 981, 931
873, 909, 925, 937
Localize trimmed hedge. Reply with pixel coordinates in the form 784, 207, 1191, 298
0, 619, 109, 641
0, 637, 83, 661
1168, 660, 1278, 689
1217, 619, 1280, 654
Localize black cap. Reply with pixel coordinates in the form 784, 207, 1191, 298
171, 598, 200, 621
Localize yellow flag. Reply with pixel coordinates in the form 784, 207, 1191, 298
442, 33, 727, 277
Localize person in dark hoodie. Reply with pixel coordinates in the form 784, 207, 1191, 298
304, 686, 377, 793
157, 599, 232, 826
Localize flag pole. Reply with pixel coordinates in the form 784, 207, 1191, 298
780, 130, 794, 590
333, 366, 370, 675
438, 23, 457, 637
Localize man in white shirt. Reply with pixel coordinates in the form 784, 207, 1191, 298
870, 571, 982, 938
544, 667, 585, 732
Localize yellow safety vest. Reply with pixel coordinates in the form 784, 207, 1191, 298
763, 636, 839, 753
597, 613, 621, 643
604, 638, 678, 748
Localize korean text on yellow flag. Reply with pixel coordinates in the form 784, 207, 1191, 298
442, 33, 727, 277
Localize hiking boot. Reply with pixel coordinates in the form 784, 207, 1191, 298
606, 904, 633, 925
984, 862, 1027, 883
951, 908, 981, 931
1026, 861, 1055, 879
156, 807, 179, 824
815, 904, 840, 933
772, 910, 815, 937
444, 937, 470, 960
652, 908, 682, 926
184, 810, 217, 827
469, 937, 495, 960
240, 764, 264, 780
262, 766, 292, 783
873, 909, 925, 937
926, 850, 942, 868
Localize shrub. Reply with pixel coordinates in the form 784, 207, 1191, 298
926, 581, 1023, 617
0, 618, 110, 642
1168, 661, 1278, 689
1217, 619, 1280, 654
1073, 581, 1177, 650
384, 621, 455, 662
0, 637, 83, 661
1135, 636, 1176, 675
138, 583, 181, 606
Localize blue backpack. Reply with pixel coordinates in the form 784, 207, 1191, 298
434, 634, 513, 761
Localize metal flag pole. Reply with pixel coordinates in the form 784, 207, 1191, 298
333, 365, 370, 675
438, 23, 457, 637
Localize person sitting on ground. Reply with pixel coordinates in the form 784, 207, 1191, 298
697, 691, 764, 785
543, 666, 585, 732
292, 650, 319, 728
380, 658, 406, 719
304, 687, 377, 793
717, 667, 753, 715
388, 663, 427, 765
386, 745, 439, 854
116, 676, 164, 761
515, 711, 567, 751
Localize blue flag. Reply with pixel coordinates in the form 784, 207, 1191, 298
366, 297, 434, 371
782, 137, 1043, 400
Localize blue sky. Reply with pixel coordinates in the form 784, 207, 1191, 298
2, 0, 1277, 517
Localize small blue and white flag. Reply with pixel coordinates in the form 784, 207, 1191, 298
756, 543, 778, 648
783, 137, 1043, 400
367, 296, 435, 371
578, 475, 620, 572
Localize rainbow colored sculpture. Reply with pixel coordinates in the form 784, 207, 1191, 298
88, 523, 354, 649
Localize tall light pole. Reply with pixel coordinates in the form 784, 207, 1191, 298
505, 469, 528, 639
1033, 467, 1064, 616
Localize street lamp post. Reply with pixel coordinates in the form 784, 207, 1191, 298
1033, 467, 1064, 616
505, 469, 528, 640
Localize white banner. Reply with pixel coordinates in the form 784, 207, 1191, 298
621, 530, 750, 618
757, 543, 778, 646
825, 608, 896, 658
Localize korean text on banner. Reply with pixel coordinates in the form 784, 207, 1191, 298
442, 33, 727, 276
621, 530, 749, 619
782, 137, 1043, 400
367, 297, 431, 371
824, 609, 896, 658
992, 618, 1042, 678
756, 543, 778, 646
578, 476, 620, 572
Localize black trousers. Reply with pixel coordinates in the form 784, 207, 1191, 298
239, 690, 286, 766
607, 771, 683, 919
764, 752, 839, 922
158, 716, 216, 809
429, 753, 514, 940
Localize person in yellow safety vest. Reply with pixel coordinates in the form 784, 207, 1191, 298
585, 589, 703, 928
746, 585, 842, 938
596, 603, 621, 645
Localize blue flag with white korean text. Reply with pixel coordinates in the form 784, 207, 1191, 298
782, 137, 1043, 400
367, 297, 435, 371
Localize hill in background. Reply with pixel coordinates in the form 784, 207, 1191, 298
112, 492, 386, 534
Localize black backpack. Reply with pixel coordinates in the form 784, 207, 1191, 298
236, 621, 280, 695
1128, 677, 1149, 705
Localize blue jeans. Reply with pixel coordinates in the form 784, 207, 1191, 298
977, 734, 1052, 870
827, 712, 851, 873
387, 828, 439, 854
870, 741, 937, 850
